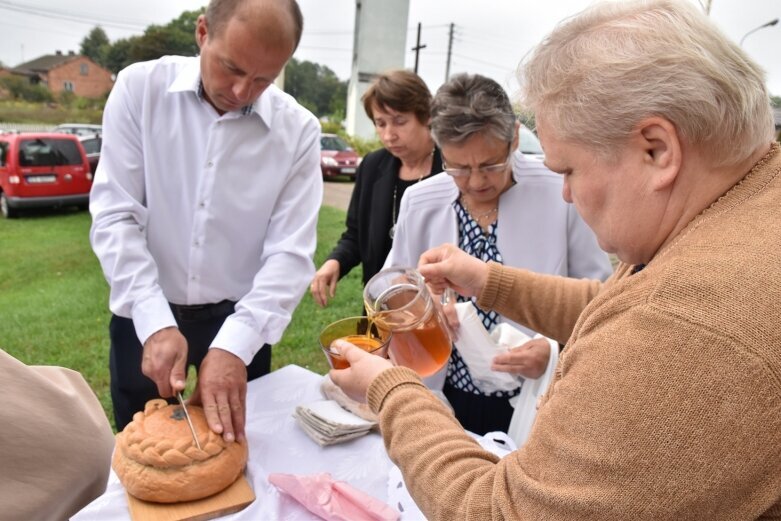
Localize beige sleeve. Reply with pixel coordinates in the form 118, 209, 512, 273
478, 261, 604, 344
367, 302, 781, 520
0, 350, 115, 520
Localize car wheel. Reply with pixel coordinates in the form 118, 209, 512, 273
0, 193, 17, 219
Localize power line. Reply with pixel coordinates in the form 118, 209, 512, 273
0, 18, 87, 38
0, 0, 155, 31
452, 53, 515, 72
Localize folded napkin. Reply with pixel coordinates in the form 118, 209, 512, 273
453, 302, 525, 393
294, 399, 377, 446
321, 374, 378, 422
269, 472, 400, 521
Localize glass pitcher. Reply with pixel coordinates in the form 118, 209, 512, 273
363, 267, 452, 377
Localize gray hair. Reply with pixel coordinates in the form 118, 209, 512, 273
430, 73, 517, 146
520, 0, 774, 167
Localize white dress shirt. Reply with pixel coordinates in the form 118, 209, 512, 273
90, 56, 323, 365
385, 150, 613, 336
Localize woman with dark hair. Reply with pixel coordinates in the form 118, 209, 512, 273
310, 69, 442, 307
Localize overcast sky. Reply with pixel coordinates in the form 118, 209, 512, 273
1, 0, 779, 98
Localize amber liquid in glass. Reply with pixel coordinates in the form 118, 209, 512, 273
373, 309, 451, 377
327, 335, 383, 370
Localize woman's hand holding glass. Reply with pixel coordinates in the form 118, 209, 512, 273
329, 339, 395, 402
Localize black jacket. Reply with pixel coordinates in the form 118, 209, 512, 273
327, 147, 443, 285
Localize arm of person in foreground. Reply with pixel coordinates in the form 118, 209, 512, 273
89, 66, 187, 399
419, 243, 602, 344
196, 118, 323, 442
0, 350, 114, 520
332, 302, 781, 520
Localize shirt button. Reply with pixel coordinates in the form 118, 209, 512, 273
207, 161, 213, 167
199, 201, 206, 208
191, 275, 197, 281
193, 240, 200, 247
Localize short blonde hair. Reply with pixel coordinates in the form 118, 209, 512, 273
520, 0, 774, 166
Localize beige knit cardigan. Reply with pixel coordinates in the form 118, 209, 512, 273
367, 143, 781, 520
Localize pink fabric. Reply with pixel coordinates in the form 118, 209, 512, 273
268, 472, 399, 521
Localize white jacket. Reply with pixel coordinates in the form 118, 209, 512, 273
385, 150, 613, 337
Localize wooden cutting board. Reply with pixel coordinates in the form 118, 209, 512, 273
126, 475, 255, 521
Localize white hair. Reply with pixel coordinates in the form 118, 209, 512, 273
520, 0, 774, 166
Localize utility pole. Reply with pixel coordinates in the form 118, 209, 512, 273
445, 22, 454, 82
411, 22, 427, 73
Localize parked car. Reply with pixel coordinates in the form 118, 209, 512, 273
53, 123, 103, 137
79, 133, 102, 175
519, 124, 545, 161
320, 133, 361, 180
0, 132, 92, 218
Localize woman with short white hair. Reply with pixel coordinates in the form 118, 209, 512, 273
331, 0, 781, 518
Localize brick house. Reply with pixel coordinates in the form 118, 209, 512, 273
12, 51, 114, 98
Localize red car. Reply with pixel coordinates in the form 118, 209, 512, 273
320, 133, 361, 180
0, 132, 92, 218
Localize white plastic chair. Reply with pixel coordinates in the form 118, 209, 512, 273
506, 336, 559, 447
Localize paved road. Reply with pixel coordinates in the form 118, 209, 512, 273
321, 179, 354, 211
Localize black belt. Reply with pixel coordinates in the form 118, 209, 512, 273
169, 299, 236, 322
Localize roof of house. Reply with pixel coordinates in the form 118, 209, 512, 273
12, 52, 81, 75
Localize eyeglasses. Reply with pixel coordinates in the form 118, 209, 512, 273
442, 146, 513, 178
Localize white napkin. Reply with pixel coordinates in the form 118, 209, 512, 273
387, 431, 516, 519
453, 302, 525, 393
294, 400, 377, 446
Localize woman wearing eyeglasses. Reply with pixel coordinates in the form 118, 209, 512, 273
384, 73, 612, 435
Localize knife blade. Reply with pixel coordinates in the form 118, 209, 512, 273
176, 391, 202, 450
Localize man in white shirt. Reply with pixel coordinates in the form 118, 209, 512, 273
89, 0, 322, 443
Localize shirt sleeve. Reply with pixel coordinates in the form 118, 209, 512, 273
89, 67, 177, 344
210, 118, 323, 364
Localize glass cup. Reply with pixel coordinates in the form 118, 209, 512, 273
319, 316, 392, 370
363, 267, 452, 377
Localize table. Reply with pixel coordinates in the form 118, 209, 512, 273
73, 365, 399, 520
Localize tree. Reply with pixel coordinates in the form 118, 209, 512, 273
127, 10, 200, 64
103, 37, 135, 74
283, 58, 347, 119
80, 26, 111, 68
89, 9, 202, 74
771, 95, 781, 108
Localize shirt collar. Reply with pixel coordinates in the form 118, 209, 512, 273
167, 58, 269, 121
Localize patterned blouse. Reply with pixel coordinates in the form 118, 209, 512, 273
447, 200, 521, 398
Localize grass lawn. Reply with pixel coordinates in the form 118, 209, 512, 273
0, 205, 362, 427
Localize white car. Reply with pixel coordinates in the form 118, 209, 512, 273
53, 123, 103, 137
519, 125, 545, 161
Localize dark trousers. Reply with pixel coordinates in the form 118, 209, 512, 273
109, 304, 271, 430
443, 382, 515, 436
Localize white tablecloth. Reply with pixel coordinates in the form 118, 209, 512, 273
73, 364, 400, 520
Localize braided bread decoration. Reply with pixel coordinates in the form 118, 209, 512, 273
112, 399, 248, 503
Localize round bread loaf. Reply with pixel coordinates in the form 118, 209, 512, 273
112, 399, 248, 503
